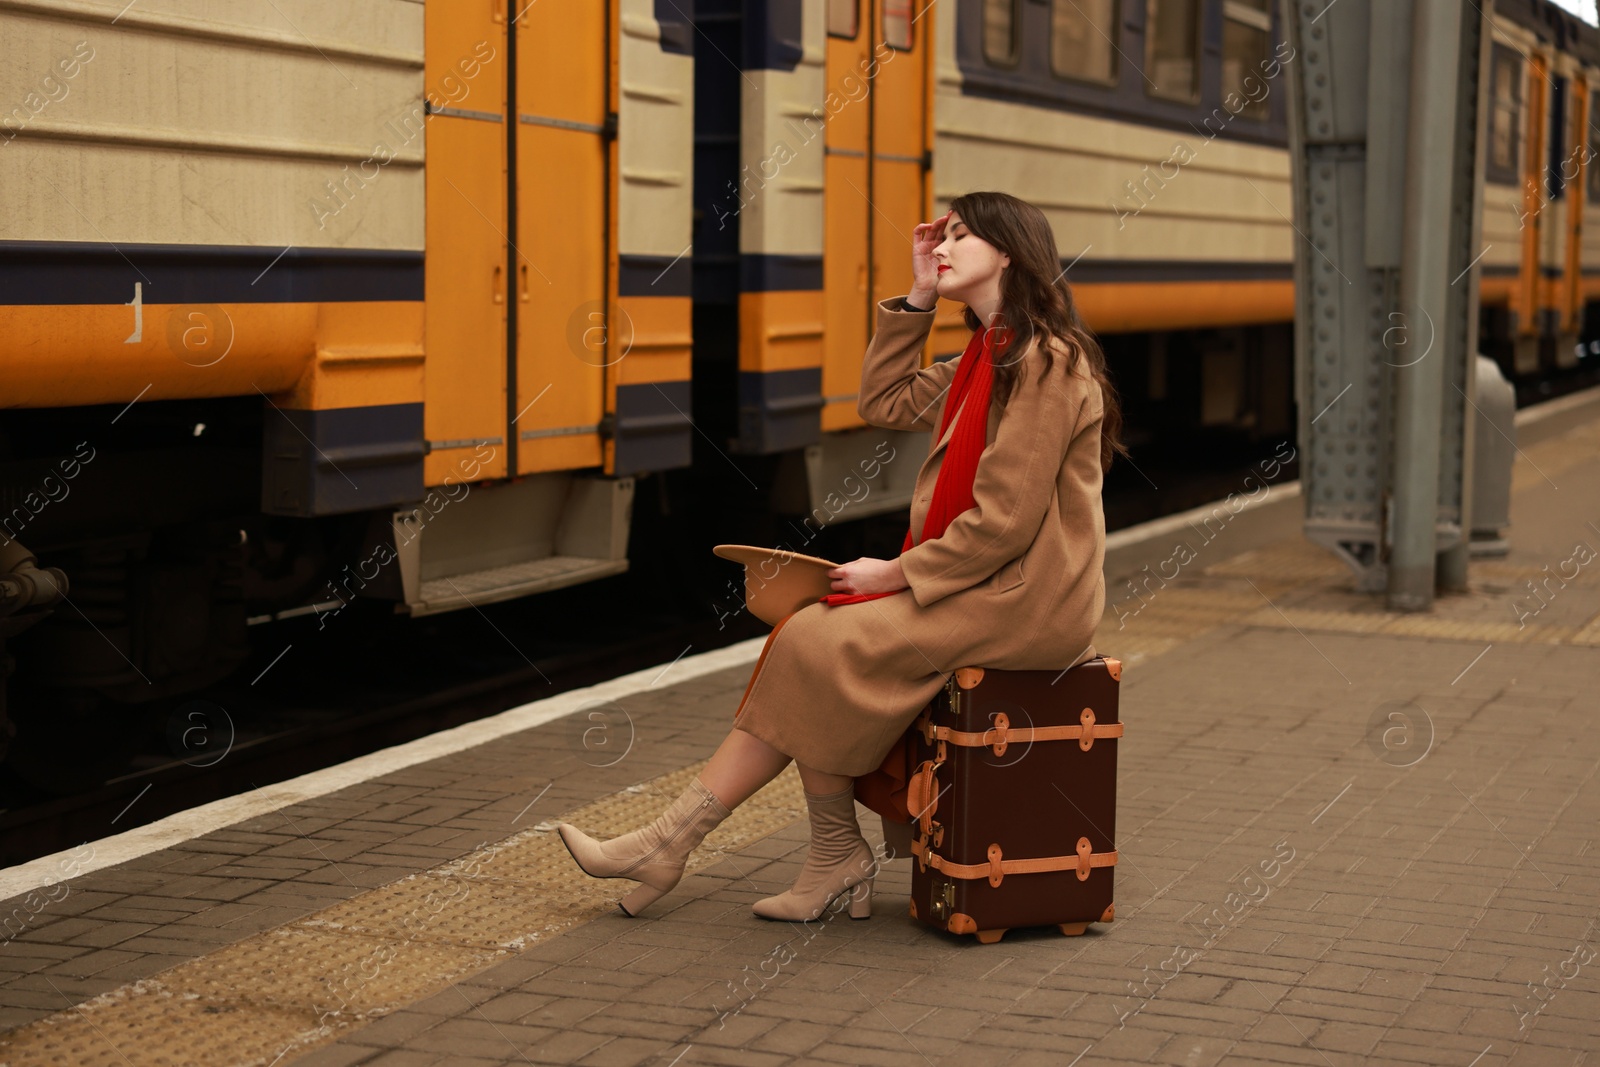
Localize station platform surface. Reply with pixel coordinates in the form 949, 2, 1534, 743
0, 404, 1597, 1067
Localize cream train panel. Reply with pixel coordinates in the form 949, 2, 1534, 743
0, 140, 424, 249
0, 0, 424, 58
737, 0, 825, 259
934, 110, 1292, 263
934, 0, 961, 91
1479, 18, 1536, 275
0, 2, 424, 250
619, 1, 693, 260
1482, 175, 1528, 273
0, 7, 425, 154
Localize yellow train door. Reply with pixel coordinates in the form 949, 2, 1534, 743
823, 3, 873, 433
515, 1, 611, 475
422, 7, 509, 484
869, 1, 932, 324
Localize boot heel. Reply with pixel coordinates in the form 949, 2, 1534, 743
618, 881, 669, 917
848, 879, 873, 920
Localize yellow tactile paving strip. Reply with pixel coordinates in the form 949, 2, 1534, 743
1217, 537, 1599, 648
0, 763, 806, 1066
1247, 610, 1584, 644
1109, 532, 1599, 661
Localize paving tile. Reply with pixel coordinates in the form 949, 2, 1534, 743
287, 1042, 375, 1067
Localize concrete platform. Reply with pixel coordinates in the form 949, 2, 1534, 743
0, 397, 1596, 1066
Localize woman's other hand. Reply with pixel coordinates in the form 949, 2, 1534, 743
828, 557, 910, 596
908, 213, 949, 308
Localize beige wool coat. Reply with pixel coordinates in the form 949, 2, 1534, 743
732, 295, 1108, 777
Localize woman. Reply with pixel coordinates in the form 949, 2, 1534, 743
558, 191, 1126, 922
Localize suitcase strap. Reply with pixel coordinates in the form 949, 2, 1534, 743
921, 706, 1124, 755
912, 835, 1117, 887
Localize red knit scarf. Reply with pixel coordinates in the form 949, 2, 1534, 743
821, 322, 1009, 607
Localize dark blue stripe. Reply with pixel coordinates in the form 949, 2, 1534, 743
620, 253, 692, 297
1062, 259, 1292, 283
0, 241, 424, 306
737, 367, 821, 453
740, 254, 823, 292
262, 402, 424, 517
743, 0, 803, 72
652, 0, 694, 56
614, 380, 693, 475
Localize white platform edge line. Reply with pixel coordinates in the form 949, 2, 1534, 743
0, 636, 769, 900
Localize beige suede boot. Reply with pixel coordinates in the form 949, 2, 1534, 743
557, 777, 732, 916
752, 786, 877, 922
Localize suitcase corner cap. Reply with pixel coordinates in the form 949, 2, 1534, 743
954, 666, 985, 689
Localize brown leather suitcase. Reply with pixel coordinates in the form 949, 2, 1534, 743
906, 657, 1122, 944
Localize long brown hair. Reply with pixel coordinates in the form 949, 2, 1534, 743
948, 191, 1128, 474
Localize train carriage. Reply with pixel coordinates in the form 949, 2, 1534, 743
0, 0, 696, 774
1479, 0, 1600, 383
2, 0, 1597, 786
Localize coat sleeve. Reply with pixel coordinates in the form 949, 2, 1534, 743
898, 352, 1103, 608
857, 296, 959, 432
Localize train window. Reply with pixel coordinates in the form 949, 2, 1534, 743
1486, 44, 1522, 185
983, 0, 1018, 67
1050, 0, 1119, 85
884, 0, 914, 50
1146, 0, 1201, 103
1589, 90, 1600, 202
829, 0, 859, 39
1221, 0, 1271, 120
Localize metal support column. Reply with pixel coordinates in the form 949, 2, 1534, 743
1390, 0, 1463, 610
1288, 0, 1485, 600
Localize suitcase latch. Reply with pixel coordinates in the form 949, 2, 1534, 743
929, 879, 954, 922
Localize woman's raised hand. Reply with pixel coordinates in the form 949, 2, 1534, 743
909, 213, 949, 302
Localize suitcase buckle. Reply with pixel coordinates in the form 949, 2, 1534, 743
987, 843, 1005, 887
986, 712, 1010, 757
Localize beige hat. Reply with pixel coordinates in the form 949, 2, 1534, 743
712, 544, 840, 626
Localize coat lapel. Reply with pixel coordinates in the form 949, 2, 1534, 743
926, 393, 965, 461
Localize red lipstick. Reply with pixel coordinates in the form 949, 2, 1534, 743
937, 265, 950, 274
